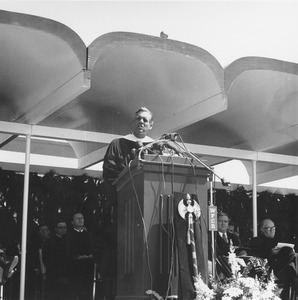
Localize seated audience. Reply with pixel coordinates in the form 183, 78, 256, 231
249, 218, 296, 284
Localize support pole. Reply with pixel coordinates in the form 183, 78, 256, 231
252, 160, 258, 237
209, 174, 216, 278
20, 134, 31, 300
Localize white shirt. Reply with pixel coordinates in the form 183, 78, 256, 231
219, 232, 228, 241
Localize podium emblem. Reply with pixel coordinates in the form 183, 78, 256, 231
178, 193, 201, 221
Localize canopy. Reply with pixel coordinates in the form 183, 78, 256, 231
0, 8, 297, 192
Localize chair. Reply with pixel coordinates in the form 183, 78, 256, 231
275, 253, 298, 300
0, 256, 18, 300
215, 249, 298, 300
215, 256, 232, 280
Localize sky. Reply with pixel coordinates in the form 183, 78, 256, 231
0, 0, 297, 192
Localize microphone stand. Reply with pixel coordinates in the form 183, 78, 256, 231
142, 134, 231, 280
160, 138, 230, 187
137, 135, 230, 188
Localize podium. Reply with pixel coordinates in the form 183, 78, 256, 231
114, 154, 210, 300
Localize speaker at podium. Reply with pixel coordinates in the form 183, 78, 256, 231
114, 154, 210, 300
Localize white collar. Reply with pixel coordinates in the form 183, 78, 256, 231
123, 133, 154, 143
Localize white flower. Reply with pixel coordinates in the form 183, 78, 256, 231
193, 274, 215, 300
223, 286, 243, 298
238, 276, 256, 288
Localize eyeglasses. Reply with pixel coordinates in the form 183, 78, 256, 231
262, 226, 276, 232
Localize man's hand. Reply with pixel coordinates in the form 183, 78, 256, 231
271, 247, 281, 255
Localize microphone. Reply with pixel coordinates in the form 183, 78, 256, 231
150, 141, 165, 155
161, 133, 178, 141
164, 141, 182, 154
131, 141, 144, 159
132, 141, 147, 159
221, 178, 231, 187
131, 148, 137, 159
135, 141, 143, 149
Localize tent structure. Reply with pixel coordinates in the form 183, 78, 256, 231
0, 3, 298, 299
0, 8, 297, 188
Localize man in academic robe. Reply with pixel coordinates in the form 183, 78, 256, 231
250, 218, 296, 284
97, 107, 154, 300
65, 212, 94, 300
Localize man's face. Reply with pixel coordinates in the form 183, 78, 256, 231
39, 225, 50, 240
55, 222, 67, 237
132, 111, 152, 138
218, 215, 229, 233
260, 220, 276, 239
72, 213, 84, 229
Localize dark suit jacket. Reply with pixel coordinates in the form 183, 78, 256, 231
216, 231, 241, 256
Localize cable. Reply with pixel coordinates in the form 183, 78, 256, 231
127, 159, 153, 291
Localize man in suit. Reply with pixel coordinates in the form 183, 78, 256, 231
215, 212, 241, 279
216, 212, 241, 256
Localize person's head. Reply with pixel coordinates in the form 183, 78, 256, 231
227, 222, 236, 234
39, 224, 50, 241
132, 107, 153, 139
218, 212, 229, 234
260, 219, 276, 239
54, 220, 67, 237
71, 212, 85, 230
227, 224, 234, 234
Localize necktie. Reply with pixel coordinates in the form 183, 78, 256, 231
223, 233, 228, 243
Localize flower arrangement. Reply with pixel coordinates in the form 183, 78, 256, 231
146, 274, 215, 300
146, 244, 282, 300
210, 244, 282, 300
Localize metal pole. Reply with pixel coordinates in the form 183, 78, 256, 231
92, 263, 97, 300
252, 160, 258, 237
209, 174, 216, 278
20, 134, 31, 300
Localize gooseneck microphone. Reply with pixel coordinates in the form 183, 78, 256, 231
161, 133, 178, 141
131, 141, 144, 159
131, 148, 137, 158
135, 141, 143, 149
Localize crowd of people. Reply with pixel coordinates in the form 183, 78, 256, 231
16, 212, 98, 300
10, 210, 295, 300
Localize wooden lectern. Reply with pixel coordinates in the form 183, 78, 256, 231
114, 154, 210, 300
